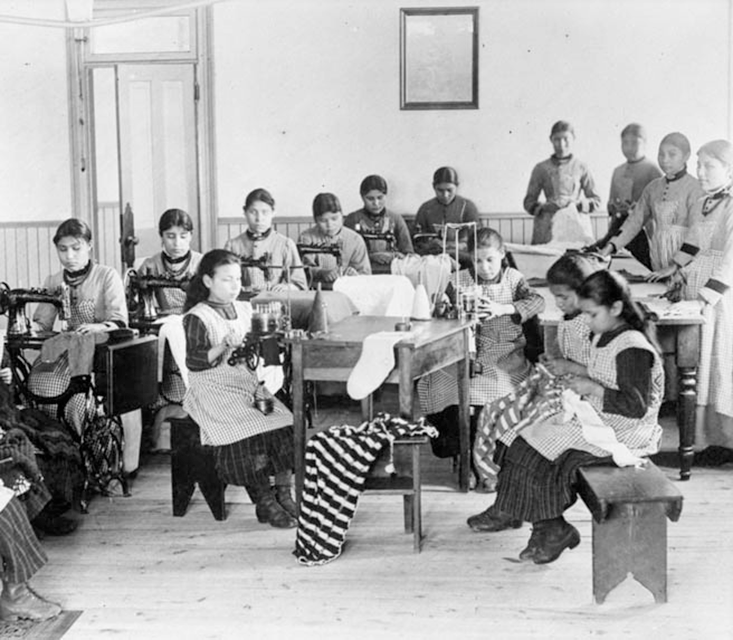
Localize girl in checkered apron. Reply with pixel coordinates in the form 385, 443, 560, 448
138, 210, 203, 445
182, 249, 297, 528
472, 253, 600, 491
467, 270, 664, 565
418, 228, 545, 462
224, 188, 307, 293
29, 219, 128, 433
655, 139, 733, 459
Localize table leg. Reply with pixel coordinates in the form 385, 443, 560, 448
676, 325, 700, 481
457, 328, 471, 492
397, 346, 413, 420
292, 341, 305, 506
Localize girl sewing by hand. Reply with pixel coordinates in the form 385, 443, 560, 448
138, 209, 203, 315
29, 219, 128, 432
467, 270, 664, 565
183, 249, 297, 528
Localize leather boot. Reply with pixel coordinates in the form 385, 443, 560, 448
519, 521, 549, 561
255, 492, 297, 529
275, 486, 298, 519
532, 518, 580, 565
467, 505, 522, 532
0, 582, 61, 622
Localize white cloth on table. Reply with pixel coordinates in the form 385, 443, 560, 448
334, 275, 414, 317
346, 331, 412, 400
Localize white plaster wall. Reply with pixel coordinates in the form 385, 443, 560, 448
213, 0, 730, 220
0, 0, 71, 222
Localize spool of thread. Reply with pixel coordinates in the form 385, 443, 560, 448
394, 321, 412, 332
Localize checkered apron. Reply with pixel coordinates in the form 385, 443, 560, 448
649, 200, 689, 271
516, 329, 664, 461
183, 302, 292, 446
557, 314, 592, 367
417, 269, 530, 413
27, 295, 98, 432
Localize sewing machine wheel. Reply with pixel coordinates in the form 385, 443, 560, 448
0, 282, 10, 315
123, 269, 142, 317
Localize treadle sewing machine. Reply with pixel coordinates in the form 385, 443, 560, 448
124, 270, 192, 323
0, 282, 68, 336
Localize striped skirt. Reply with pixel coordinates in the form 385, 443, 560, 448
213, 425, 294, 488
0, 497, 47, 584
492, 437, 610, 523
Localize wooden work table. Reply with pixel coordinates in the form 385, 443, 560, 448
536, 276, 703, 481
285, 315, 473, 500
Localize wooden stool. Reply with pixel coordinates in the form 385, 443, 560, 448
364, 435, 428, 553
167, 416, 227, 521
577, 462, 683, 603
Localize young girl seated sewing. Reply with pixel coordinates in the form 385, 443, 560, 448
344, 175, 414, 274
418, 227, 545, 461
225, 188, 307, 293
472, 252, 600, 491
297, 192, 371, 289
138, 208, 203, 314
29, 218, 128, 433
182, 249, 297, 528
413, 166, 479, 259
467, 270, 664, 566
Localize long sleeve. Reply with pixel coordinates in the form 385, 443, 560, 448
700, 206, 733, 305
612, 184, 653, 250
523, 163, 545, 215
392, 215, 414, 254
413, 202, 431, 233
511, 276, 545, 321
183, 313, 217, 371
602, 348, 653, 418
102, 267, 128, 327
579, 166, 601, 213
283, 238, 307, 290
349, 235, 372, 275
33, 274, 60, 331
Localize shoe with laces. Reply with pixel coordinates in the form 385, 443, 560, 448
532, 518, 580, 564
275, 486, 298, 519
519, 521, 549, 561
255, 493, 297, 529
467, 505, 522, 532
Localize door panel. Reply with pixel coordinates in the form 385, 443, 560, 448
117, 64, 198, 263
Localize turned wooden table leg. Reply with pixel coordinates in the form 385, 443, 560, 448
292, 340, 305, 507
677, 365, 697, 481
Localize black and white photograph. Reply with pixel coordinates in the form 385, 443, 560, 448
1, 0, 732, 638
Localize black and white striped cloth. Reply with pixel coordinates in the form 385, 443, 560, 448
294, 414, 436, 567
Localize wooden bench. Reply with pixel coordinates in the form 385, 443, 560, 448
363, 435, 429, 553
576, 461, 683, 604
167, 416, 227, 521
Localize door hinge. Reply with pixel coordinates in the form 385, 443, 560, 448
194, 82, 200, 101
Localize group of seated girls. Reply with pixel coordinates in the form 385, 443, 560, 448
3, 131, 732, 622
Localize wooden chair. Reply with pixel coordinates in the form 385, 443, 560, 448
167, 416, 227, 521
364, 435, 429, 553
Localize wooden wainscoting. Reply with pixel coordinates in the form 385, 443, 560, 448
218, 212, 610, 246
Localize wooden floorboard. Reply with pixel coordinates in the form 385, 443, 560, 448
29, 395, 733, 640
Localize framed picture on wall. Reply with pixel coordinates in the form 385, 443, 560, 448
400, 6, 479, 110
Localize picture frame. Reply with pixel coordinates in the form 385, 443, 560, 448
400, 6, 479, 110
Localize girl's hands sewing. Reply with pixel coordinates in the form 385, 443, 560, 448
477, 299, 514, 319
647, 264, 678, 283
565, 374, 604, 399
539, 356, 586, 377
76, 322, 113, 335
270, 282, 300, 293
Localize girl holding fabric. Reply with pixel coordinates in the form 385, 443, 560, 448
182, 249, 297, 529
523, 120, 602, 245
29, 218, 128, 433
467, 270, 664, 565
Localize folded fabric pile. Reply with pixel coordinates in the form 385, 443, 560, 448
294, 413, 436, 567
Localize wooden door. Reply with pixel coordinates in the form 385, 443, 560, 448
117, 64, 199, 264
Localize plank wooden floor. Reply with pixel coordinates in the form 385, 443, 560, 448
33, 395, 733, 640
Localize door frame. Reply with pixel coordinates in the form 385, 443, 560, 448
65, 4, 217, 261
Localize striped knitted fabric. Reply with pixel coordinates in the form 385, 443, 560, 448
294, 414, 437, 567
473, 368, 564, 486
